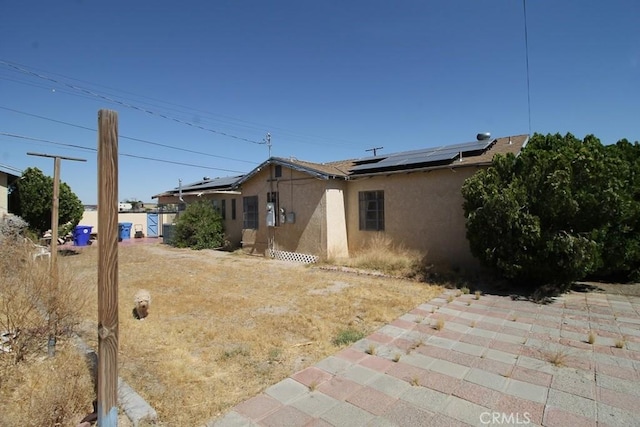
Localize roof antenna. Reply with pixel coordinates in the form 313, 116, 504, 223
366, 146, 383, 156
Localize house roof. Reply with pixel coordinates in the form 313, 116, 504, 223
152, 175, 243, 199
152, 134, 528, 198
263, 134, 528, 179
0, 163, 22, 181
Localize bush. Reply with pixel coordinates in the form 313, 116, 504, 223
172, 200, 225, 250
0, 213, 29, 242
9, 167, 84, 237
462, 132, 639, 290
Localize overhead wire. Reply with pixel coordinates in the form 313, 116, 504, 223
0, 60, 367, 149
0, 132, 246, 173
523, 0, 532, 136
0, 60, 264, 145
0, 106, 258, 165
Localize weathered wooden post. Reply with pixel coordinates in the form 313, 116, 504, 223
26, 152, 86, 357
97, 109, 119, 426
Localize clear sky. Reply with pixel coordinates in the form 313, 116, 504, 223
1, 1, 638, 205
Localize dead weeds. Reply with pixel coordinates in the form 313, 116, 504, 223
62, 243, 442, 425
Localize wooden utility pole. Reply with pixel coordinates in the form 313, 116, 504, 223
26, 152, 86, 357
97, 109, 119, 427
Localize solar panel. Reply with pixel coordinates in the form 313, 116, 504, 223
178, 175, 243, 191
350, 139, 493, 173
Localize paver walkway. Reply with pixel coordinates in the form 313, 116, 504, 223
209, 290, 640, 426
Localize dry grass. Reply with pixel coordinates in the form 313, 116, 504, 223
547, 349, 568, 367
61, 242, 442, 425
0, 238, 94, 426
333, 232, 427, 278
587, 331, 597, 345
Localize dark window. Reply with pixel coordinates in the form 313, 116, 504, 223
243, 196, 259, 229
231, 199, 236, 220
359, 191, 385, 231
275, 165, 282, 178
221, 199, 226, 220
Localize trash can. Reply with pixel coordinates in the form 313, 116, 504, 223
73, 225, 93, 246
118, 222, 133, 240
162, 224, 175, 245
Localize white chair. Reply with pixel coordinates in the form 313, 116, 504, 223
32, 243, 51, 260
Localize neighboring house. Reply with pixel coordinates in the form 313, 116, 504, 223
0, 164, 21, 217
153, 134, 528, 269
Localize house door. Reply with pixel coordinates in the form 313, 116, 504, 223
147, 213, 158, 237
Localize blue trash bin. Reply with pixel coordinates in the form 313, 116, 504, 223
118, 222, 133, 240
73, 225, 93, 246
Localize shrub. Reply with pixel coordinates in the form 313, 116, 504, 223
9, 167, 83, 237
462, 132, 640, 290
172, 200, 225, 250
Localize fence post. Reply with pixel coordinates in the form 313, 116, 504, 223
97, 109, 119, 426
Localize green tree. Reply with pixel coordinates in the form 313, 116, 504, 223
596, 139, 640, 280
9, 167, 84, 237
172, 200, 224, 250
462, 132, 640, 290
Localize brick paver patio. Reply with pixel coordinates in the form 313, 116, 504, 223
208, 290, 640, 426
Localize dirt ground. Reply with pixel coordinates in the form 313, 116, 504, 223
60, 242, 443, 425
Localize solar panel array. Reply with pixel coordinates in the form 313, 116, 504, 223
350, 139, 493, 173
178, 175, 243, 191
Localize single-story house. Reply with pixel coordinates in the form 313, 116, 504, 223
0, 164, 21, 217
153, 134, 528, 269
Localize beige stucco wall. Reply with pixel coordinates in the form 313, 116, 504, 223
78, 210, 175, 237
325, 185, 349, 259
239, 165, 345, 258
0, 172, 8, 217
345, 167, 481, 270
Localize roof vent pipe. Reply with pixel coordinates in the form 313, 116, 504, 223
178, 179, 184, 202
476, 132, 491, 141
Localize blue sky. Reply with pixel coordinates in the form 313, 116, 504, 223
1, 1, 638, 204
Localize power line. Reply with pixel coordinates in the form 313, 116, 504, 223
523, 0, 532, 135
0, 60, 264, 145
0, 132, 246, 173
0, 106, 258, 165
0, 61, 368, 149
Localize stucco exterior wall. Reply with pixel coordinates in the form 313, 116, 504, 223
346, 167, 482, 270
78, 210, 178, 238
0, 172, 8, 217
325, 184, 349, 259
239, 165, 339, 257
